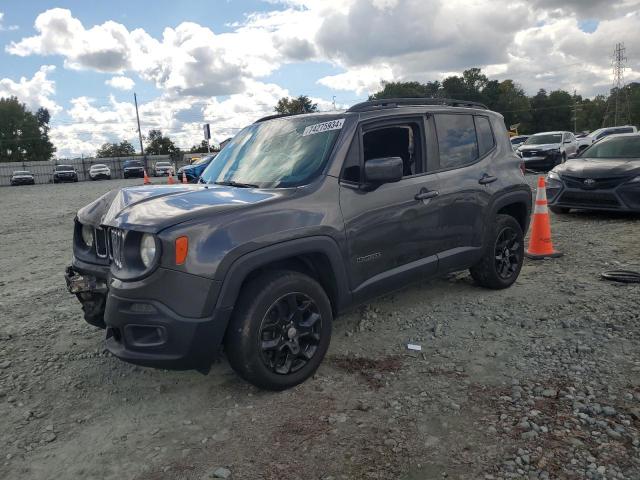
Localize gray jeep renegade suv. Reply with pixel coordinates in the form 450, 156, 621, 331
65, 98, 531, 390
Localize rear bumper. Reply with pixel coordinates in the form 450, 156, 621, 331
66, 258, 229, 371
547, 182, 640, 212
11, 179, 35, 185
90, 173, 111, 179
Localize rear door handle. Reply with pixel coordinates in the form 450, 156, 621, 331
415, 190, 439, 200
479, 174, 498, 185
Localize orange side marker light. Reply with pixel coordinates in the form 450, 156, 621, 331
175, 236, 189, 265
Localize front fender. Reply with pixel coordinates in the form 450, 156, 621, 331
214, 236, 351, 312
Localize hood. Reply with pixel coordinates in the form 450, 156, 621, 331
518, 143, 560, 151
555, 158, 640, 178
77, 184, 294, 232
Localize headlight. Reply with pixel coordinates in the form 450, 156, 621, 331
81, 224, 94, 247
547, 171, 560, 181
627, 175, 640, 184
140, 233, 157, 268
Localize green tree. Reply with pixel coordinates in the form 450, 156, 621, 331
145, 129, 178, 155
369, 81, 441, 100
274, 95, 318, 115
0, 96, 55, 162
189, 140, 211, 153
96, 140, 136, 158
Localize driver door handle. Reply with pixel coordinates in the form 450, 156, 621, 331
479, 174, 498, 185
415, 190, 439, 200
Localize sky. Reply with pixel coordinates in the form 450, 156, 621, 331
0, 0, 639, 158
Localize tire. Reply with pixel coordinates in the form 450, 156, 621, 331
225, 270, 333, 391
550, 206, 570, 214
470, 214, 524, 290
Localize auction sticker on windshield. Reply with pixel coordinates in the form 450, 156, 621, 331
302, 119, 345, 136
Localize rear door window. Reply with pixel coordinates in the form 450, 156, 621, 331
434, 114, 479, 169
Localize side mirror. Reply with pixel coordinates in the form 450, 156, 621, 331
364, 157, 403, 184
567, 152, 578, 159
563, 139, 572, 144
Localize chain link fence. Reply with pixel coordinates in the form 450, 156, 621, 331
0, 155, 193, 186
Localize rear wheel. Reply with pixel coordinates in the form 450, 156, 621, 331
470, 214, 524, 289
225, 270, 332, 390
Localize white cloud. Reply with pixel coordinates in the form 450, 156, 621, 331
0, 12, 19, 31
0, 65, 61, 114
7, 1, 640, 157
105, 75, 135, 90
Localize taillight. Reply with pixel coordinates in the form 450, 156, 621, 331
175, 236, 188, 265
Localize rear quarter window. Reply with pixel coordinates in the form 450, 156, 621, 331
474, 116, 495, 157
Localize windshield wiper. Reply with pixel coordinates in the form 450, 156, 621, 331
213, 180, 259, 188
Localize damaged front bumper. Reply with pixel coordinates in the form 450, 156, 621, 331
64, 261, 110, 329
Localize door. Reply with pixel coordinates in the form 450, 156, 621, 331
339, 116, 441, 299
429, 113, 493, 272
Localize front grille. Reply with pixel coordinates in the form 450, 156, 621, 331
522, 151, 540, 158
562, 175, 627, 190
95, 227, 108, 258
109, 228, 126, 268
559, 191, 621, 207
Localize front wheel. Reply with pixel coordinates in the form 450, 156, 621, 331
470, 214, 524, 289
225, 270, 332, 391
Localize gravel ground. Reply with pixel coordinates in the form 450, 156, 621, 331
1, 176, 639, 480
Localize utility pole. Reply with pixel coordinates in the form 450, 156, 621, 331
332, 96, 336, 110
602, 43, 630, 127
572, 89, 581, 133
134, 93, 145, 164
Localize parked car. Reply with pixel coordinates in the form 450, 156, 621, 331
123, 160, 145, 178
516, 131, 578, 170
546, 133, 640, 213
65, 98, 531, 390
153, 161, 174, 177
89, 164, 111, 181
510, 135, 529, 149
577, 125, 638, 152
10, 170, 35, 186
53, 164, 78, 183
177, 154, 216, 182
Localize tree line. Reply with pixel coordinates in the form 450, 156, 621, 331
2, 67, 639, 162
367, 68, 640, 134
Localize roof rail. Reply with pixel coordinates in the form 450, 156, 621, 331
347, 97, 488, 113
254, 112, 300, 123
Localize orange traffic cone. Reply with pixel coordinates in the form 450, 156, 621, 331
526, 176, 562, 259
182, 171, 188, 184
167, 173, 176, 184
143, 170, 151, 185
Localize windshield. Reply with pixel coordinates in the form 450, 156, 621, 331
91, 164, 107, 168
14, 171, 30, 175
125, 161, 142, 167
55, 165, 74, 171
199, 115, 344, 188
156, 162, 171, 167
581, 136, 640, 159
524, 134, 562, 145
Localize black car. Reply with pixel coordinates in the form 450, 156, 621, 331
53, 164, 78, 183
65, 98, 531, 390
10, 170, 35, 186
547, 133, 640, 213
123, 160, 145, 178
516, 131, 578, 171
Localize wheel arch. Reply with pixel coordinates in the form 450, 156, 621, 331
215, 236, 351, 317
491, 189, 532, 235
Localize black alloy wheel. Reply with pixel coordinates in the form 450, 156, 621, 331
259, 292, 322, 375
494, 227, 521, 280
